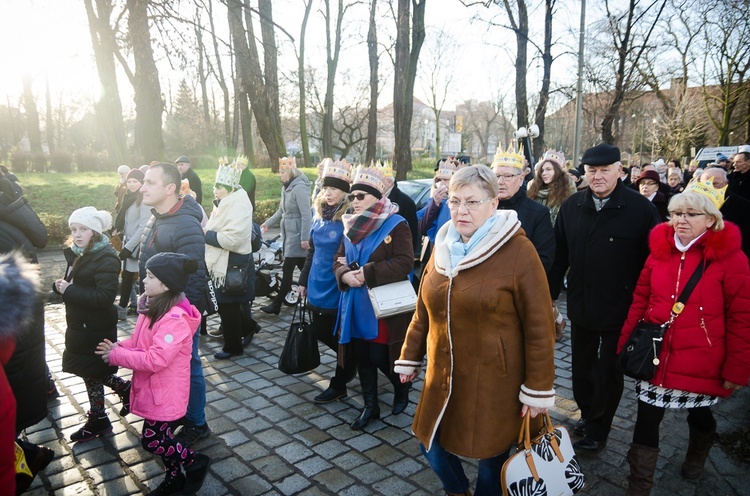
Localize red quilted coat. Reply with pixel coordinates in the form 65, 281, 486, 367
618, 222, 750, 397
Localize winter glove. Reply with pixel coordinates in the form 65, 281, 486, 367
118, 248, 132, 261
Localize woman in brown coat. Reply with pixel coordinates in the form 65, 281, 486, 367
395, 165, 556, 496
334, 163, 414, 431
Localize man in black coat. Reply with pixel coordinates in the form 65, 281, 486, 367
139, 162, 210, 447
728, 146, 750, 201
700, 167, 750, 262
548, 143, 660, 453
384, 176, 421, 257
176, 155, 203, 204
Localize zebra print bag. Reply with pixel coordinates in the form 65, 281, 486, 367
501, 412, 586, 496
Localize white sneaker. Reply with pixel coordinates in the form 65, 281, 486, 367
207, 328, 223, 337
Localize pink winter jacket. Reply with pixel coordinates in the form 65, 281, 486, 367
109, 299, 200, 421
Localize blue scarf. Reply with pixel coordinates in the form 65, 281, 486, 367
446, 215, 499, 269
71, 235, 110, 257
337, 214, 405, 343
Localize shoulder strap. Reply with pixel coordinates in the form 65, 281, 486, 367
677, 259, 710, 305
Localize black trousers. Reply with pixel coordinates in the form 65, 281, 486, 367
118, 269, 137, 308
275, 257, 305, 303
352, 338, 400, 388
310, 311, 357, 390
633, 400, 716, 448
218, 302, 255, 354
570, 324, 624, 442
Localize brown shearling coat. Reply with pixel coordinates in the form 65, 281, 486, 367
397, 211, 556, 459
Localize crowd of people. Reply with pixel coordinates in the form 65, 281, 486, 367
1, 143, 749, 496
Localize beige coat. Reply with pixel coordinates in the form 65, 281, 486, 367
396, 211, 556, 459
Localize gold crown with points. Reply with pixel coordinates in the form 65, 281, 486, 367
323, 159, 353, 183
351, 162, 389, 194
378, 160, 394, 179
436, 158, 460, 179
684, 176, 727, 210
491, 142, 525, 170
279, 156, 297, 171
233, 155, 249, 169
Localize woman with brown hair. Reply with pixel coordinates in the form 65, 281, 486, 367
527, 150, 577, 225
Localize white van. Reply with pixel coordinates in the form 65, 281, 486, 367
694, 146, 738, 168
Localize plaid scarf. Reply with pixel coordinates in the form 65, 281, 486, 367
343, 197, 399, 245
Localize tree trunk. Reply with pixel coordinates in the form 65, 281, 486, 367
393, 0, 426, 181
207, 0, 232, 150
365, 0, 378, 164
503, 0, 529, 130
45, 73, 54, 155
22, 74, 43, 167
127, 0, 164, 161
298, 0, 314, 166
194, 9, 212, 143
228, 0, 285, 171
532, 0, 554, 160
322, 0, 346, 158
84, 0, 128, 164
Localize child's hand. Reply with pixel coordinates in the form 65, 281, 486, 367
96, 339, 118, 364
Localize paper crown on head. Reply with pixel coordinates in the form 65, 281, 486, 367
541, 149, 565, 168
180, 179, 192, 196
435, 158, 460, 179
322, 159, 353, 191
215, 156, 242, 188
684, 176, 727, 210
491, 142, 525, 170
233, 155, 249, 169
351, 162, 389, 198
279, 156, 297, 171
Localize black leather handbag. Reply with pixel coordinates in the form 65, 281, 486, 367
278, 299, 320, 374
618, 260, 709, 380
223, 262, 250, 296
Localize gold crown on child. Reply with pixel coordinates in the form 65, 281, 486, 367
215, 157, 242, 187
491, 142, 525, 170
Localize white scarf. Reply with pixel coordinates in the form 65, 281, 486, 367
205, 189, 254, 287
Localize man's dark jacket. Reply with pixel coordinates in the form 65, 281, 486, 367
548, 180, 660, 332
728, 170, 750, 201
182, 167, 203, 204
388, 183, 421, 256
139, 195, 207, 312
498, 189, 555, 272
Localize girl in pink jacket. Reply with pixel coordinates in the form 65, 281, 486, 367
96, 252, 210, 495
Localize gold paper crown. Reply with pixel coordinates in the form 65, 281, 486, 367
279, 156, 297, 171
491, 142, 525, 170
215, 156, 242, 188
324, 159, 352, 183
541, 149, 565, 168
233, 155, 249, 169
436, 158, 460, 179
318, 157, 334, 172
180, 178, 192, 196
378, 160, 394, 179
684, 176, 727, 210
351, 163, 388, 194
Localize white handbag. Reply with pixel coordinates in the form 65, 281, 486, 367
501, 412, 586, 496
367, 280, 417, 318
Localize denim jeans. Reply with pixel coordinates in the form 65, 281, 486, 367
185, 327, 206, 426
421, 433, 509, 496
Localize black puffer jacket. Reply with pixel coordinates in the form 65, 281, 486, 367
139, 195, 207, 311
55, 246, 120, 378
0, 192, 48, 263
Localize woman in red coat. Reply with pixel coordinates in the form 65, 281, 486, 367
617, 183, 750, 495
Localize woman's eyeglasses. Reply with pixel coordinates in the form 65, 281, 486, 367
447, 198, 492, 210
495, 173, 521, 181
668, 211, 705, 219
347, 193, 369, 202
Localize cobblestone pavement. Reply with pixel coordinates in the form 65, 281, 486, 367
19, 249, 750, 495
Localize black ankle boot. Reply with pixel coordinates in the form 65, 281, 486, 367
351, 367, 380, 430
260, 300, 282, 315
391, 379, 411, 415
70, 412, 112, 442
118, 381, 132, 416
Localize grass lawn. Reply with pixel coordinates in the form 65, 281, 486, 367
17, 159, 436, 247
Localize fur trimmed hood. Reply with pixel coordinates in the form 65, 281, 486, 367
649, 221, 743, 262
0, 251, 40, 339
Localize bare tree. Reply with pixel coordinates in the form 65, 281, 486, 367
365, 0, 379, 163
127, 0, 165, 161
418, 28, 456, 158
531, 0, 555, 159
21, 74, 44, 169
599, 0, 668, 145
700, 1, 750, 145
393, 0, 427, 181
83, 0, 128, 164
297, 0, 315, 166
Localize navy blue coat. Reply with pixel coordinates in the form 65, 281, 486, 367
498, 189, 555, 273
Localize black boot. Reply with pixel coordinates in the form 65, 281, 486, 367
70, 412, 112, 442
260, 299, 282, 315
118, 381, 132, 416
681, 422, 715, 480
351, 367, 380, 430
146, 472, 186, 496
390, 377, 411, 415
625, 443, 659, 495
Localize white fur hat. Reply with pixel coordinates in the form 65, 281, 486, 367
68, 206, 112, 234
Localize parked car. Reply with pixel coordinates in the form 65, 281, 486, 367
694, 146, 738, 169
397, 178, 433, 211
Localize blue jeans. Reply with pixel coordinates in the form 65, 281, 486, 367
185, 327, 206, 426
421, 434, 509, 496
